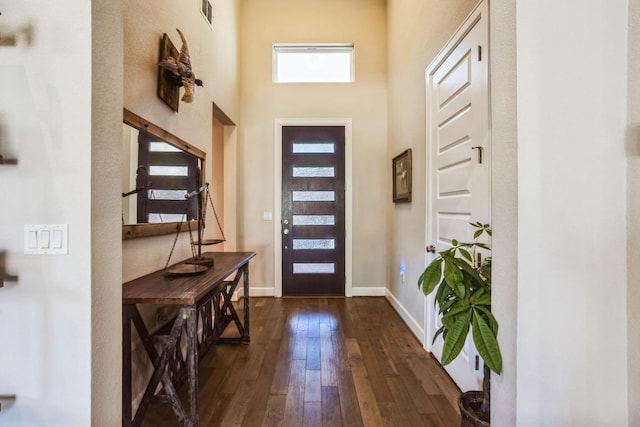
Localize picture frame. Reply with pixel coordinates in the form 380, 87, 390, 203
392, 148, 412, 203
157, 33, 180, 112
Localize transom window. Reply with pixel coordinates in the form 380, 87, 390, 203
273, 44, 354, 83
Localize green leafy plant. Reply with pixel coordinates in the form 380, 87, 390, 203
418, 222, 502, 374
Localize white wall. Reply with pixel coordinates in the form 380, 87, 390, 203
239, 0, 388, 294
516, 1, 629, 424
488, 0, 518, 424
0, 0, 121, 424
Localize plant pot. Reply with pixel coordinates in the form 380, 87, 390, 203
458, 391, 490, 427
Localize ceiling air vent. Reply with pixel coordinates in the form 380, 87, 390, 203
201, 0, 213, 27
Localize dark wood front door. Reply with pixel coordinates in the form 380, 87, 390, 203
282, 126, 345, 296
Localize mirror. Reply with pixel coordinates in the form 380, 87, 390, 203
122, 109, 206, 239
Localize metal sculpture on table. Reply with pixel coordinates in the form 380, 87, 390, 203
164, 183, 226, 276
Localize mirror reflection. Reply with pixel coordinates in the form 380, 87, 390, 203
122, 109, 206, 239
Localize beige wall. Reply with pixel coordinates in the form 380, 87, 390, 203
122, 0, 240, 283
628, 0, 640, 423
212, 1, 241, 123
239, 0, 388, 292
121, 0, 240, 407
92, 0, 124, 424
386, 0, 479, 337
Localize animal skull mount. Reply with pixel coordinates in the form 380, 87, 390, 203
158, 29, 203, 104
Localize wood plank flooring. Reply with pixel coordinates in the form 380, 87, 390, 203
140, 297, 461, 427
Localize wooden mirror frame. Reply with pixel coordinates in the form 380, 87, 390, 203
122, 108, 206, 240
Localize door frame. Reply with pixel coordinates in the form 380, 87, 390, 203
274, 118, 353, 298
424, 0, 491, 352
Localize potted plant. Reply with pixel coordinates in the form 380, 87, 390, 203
418, 222, 501, 426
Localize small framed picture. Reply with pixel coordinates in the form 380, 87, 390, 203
392, 149, 412, 203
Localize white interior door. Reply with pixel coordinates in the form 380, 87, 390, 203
425, 1, 490, 392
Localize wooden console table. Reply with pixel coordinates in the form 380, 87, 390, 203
122, 252, 256, 427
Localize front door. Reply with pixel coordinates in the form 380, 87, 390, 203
425, 1, 490, 391
281, 126, 345, 296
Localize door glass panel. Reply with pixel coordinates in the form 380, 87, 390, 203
292, 191, 335, 202
292, 215, 335, 226
149, 166, 189, 176
148, 213, 186, 223
292, 167, 335, 177
148, 189, 189, 200
149, 141, 182, 152
292, 143, 335, 154
293, 263, 335, 274
293, 239, 336, 250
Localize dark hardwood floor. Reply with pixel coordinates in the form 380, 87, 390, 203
140, 297, 461, 427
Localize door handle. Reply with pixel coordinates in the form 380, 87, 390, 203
283, 228, 290, 235
426, 245, 436, 253
472, 146, 483, 164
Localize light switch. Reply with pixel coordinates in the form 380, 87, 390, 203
25, 224, 68, 255
39, 230, 50, 248
263, 211, 273, 221
52, 230, 63, 249
27, 231, 38, 249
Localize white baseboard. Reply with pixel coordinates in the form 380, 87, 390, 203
385, 289, 425, 345
351, 286, 387, 296
239, 287, 384, 298
246, 287, 276, 297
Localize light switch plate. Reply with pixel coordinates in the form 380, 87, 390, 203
24, 224, 68, 255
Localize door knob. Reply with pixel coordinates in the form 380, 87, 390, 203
283, 228, 290, 235
426, 245, 436, 253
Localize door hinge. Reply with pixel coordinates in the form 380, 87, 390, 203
475, 355, 480, 370
478, 45, 482, 61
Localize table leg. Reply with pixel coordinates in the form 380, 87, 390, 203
123, 305, 133, 427
242, 264, 250, 343
185, 306, 199, 427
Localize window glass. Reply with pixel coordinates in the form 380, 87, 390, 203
292, 191, 335, 202
148, 189, 188, 200
293, 263, 335, 274
292, 167, 335, 178
148, 213, 186, 223
292, 215, 335, 226
274, 44, 354, 83
149, 142, 182, 152
293, 239, 336, 250
149, 166, 189, 176
292, 143, 335, 154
